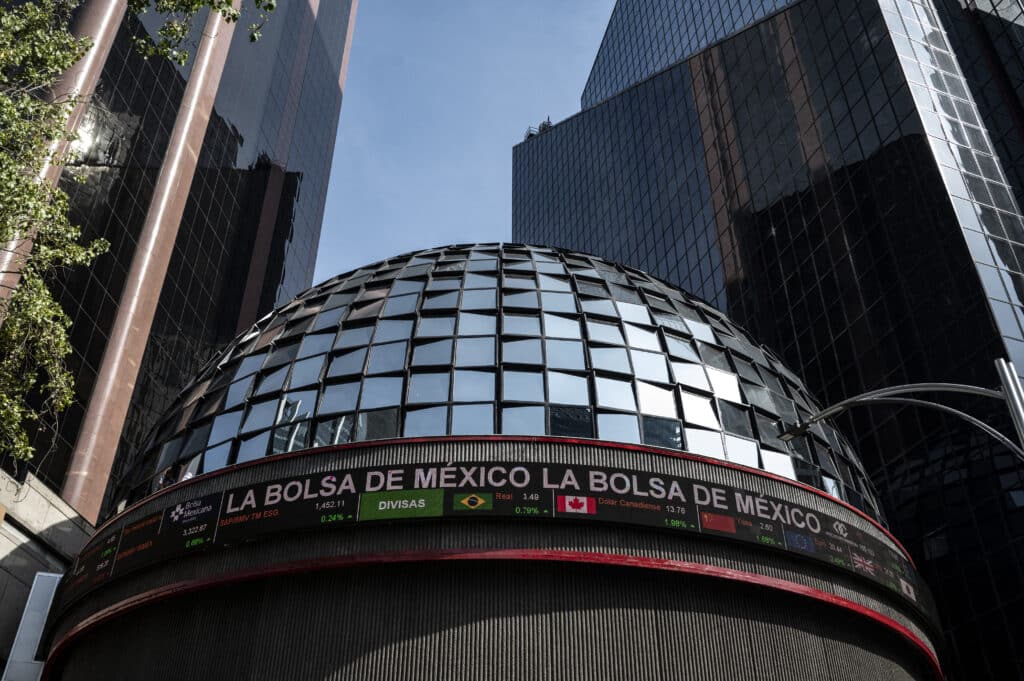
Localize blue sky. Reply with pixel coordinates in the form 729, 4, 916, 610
313, 0, 616, 283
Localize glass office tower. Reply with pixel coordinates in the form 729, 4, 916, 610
9, 2, 356, 504
512, 0, 1024, 678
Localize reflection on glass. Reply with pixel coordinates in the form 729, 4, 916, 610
288, 356, 324, 388
589, 346, 630, 373
417, 316, 456, 337
502, 339, 542, 364
544, 313, 581, 339
390, 279, 424, 295
254, 366, 288, 395
503, 313, 540, 335
624, 324, 660, 351
685, 428, 725, 459
277, 390, 316, 423
546, 339, 585, 370
412, 338, 453, 366
761, 449, 797, 480
617, 302, 651, 324
224, 374, 255, 408
356, 408, 399, 440
642, 416, 682, 449
664, 335, 700, 362
235, 352, 267, 378
541, 291, 576, 312
320, 382, 360, 414
502, 406, 545, 435
461, 289, 496, 310
408, 372, 450, 403
335, 325, 374, 349
423, 291, 459, 309
297, 332, 334, 358
597, 412, 640, 443
550, 405, 592, 437
465, 273, 497, 289
241, 399, 279, 433
637, 382, 677, 418
367, 341, 407, 374
452, 404, 495, 434
630, 349, 669, 382
453, 370, 495, 402
706, 367, 742, 402
538, 274, 571, 291
360, 377, 403, 409
719, 402, 753, 437
503, 291, 539, 308
687, 320, 717, 344
503, 274, 536, 289
725, 435, 759, 468
427, 277, 461, 291
208, 409, 243, 446
329, 347, 367, 377
314, 414, 354, 447
458, 312, 496, 335
374, 319, 413, 342
672, 362, 710, 391
595, 376, 636, 410
503, 370, 543, 401
680, 391, 719, 429
455, 337, 494, 366
404, 406, 448, 436
547, 371, 589, 405
271, 421, 310, 455
581, 298, 618, 317
236, 431, 270, 463
201, 442, 231, 473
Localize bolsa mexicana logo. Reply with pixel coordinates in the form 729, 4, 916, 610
358, 489, 444, 521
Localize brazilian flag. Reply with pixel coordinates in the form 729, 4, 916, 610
453, 492, 493, 511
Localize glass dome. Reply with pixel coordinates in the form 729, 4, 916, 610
120, 244, 881, 517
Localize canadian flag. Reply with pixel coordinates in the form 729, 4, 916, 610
557, 495, 597, 514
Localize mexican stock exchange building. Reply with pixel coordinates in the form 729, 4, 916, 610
40, 245, 943, 680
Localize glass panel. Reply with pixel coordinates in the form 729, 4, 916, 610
617, 302, 651, 324
412, 338, 453, 366
264, 342, 299, 368
685, 428, 725, 459
624, 324, 660, 351
502, 406, 545, 435
271, 421, 310, 455
541, 291, 576, 312
241, 399, 279, 434
408, 372, 450, 404
254, 366, 288, 396
374, 319, 414, 342
458, 312, 496, 335
503, 291, 539, 308
460, 289, 496, 310
547, 371, 589, 405
680, 391, 719, 429
417, 316, 456, 337
502, 338, 542, 364
328, 347, 367, 377
503, 313, 540, 336
637, 382, 677, 418
236, 431, 270, 463
427, 277, 461, 291
642, 416, 682, 449
503, 370, 543, 401
455, 337, 494, 366
335, 325, 374, 349
366, 341, 407, 374
687, 321, 717, 344
503, 274, 536, 289
236, 352, 267, 378
208, 409, 243, 446
706, 368, 743, 403
725, 435, 759, 468
761, 449, 797, 480
320, 382, 360, 414
465, 273, 497, 289
589, 346, 630, 374
201, 442, 231, 473
360, 377, 403, 409
543, 313, 581, 339
297, 332, 335, 358
581, 298, 618, 317
665, 335, 700, 361
546, 339, 585, 370
288, 356, 324, 388
538, 274, 571, 291
595, 377, 636, 410
277, 390, 316, 423
597, 412, 640, 442
453, 370, 495, 402
390, 279, 424, 295
719, 402, 753, 437
355, 408, 399, 441
422, 291, 459, 309
224, 374, 255, 408
630, 349, 669, 382
452, 404, 494, 435
672, 362, 710, 391
382, 294, 418, 317
550, 405, 592, 437
314, 414, 354, 447
404, 406, 448, 436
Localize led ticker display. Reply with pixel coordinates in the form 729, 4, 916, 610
61, 461, 931, 617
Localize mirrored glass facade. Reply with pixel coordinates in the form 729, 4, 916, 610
8, 3, 356, 500
116, 244, 884, 523
513, 0, 1024, 677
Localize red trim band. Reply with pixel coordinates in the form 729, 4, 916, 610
42, 548, 942, 681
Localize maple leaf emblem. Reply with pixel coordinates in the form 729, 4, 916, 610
568, 497, 584, 510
